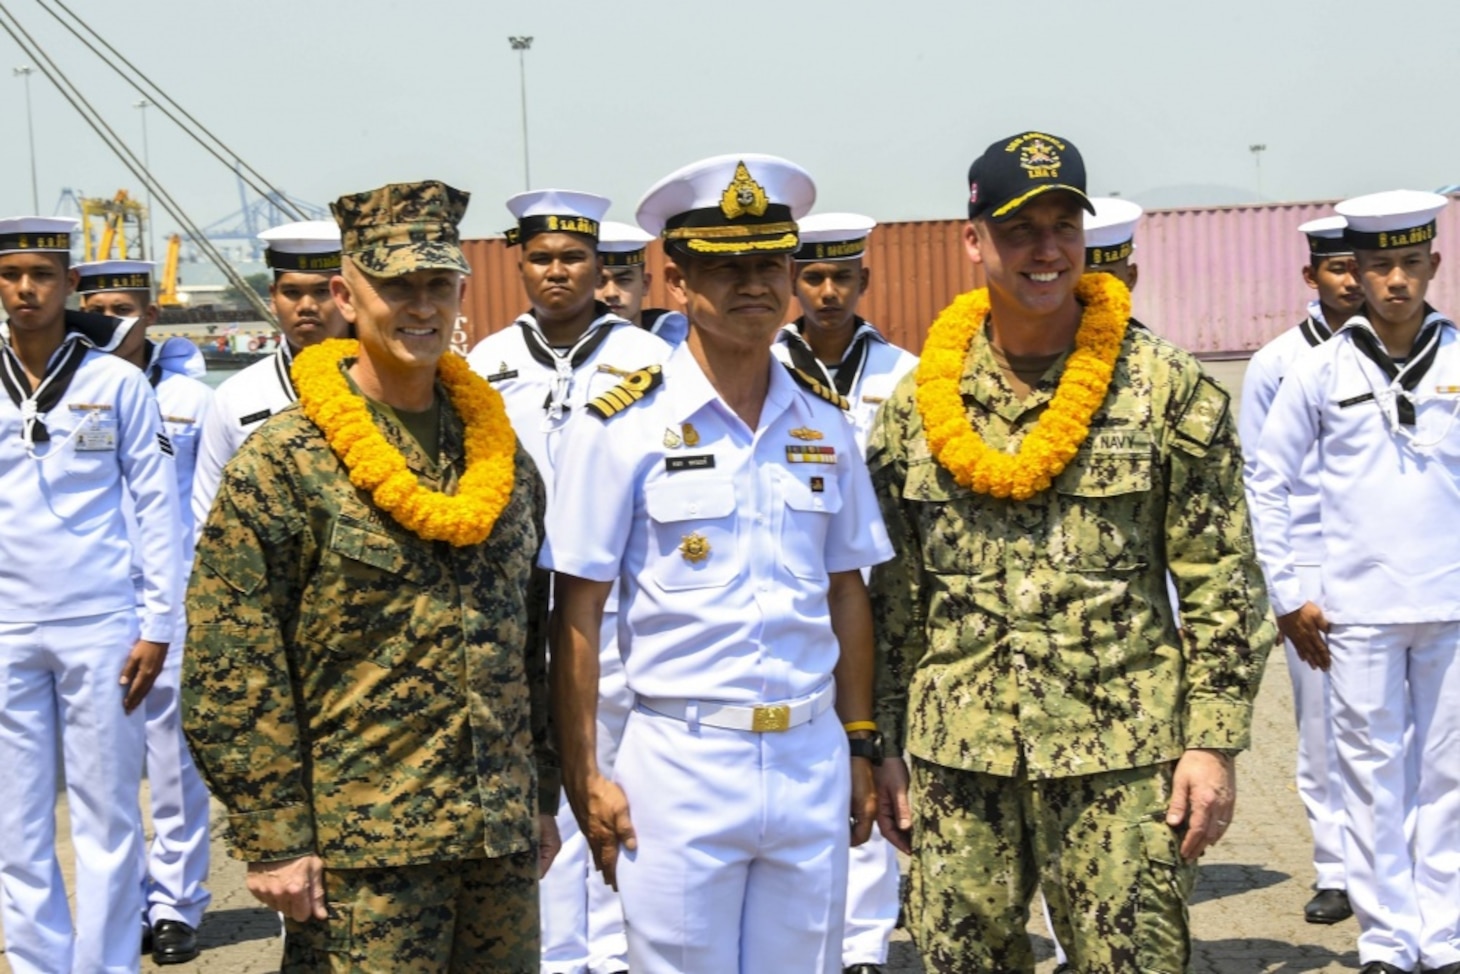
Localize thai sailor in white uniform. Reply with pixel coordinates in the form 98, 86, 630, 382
1239, 216, 1365, 928
1251, 190, 1460, 974
191, 221, 347, 531
596, 220, 688, 347
543, 154, 893, 974
77, 260, 215, 966
0, 219, 181, 974
468, 191, 668, 974
770, 212, 914, 974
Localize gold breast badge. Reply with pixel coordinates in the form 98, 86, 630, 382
663, 427, 683, 449
681, 422, 701, 447
789, 427, 824, 441
679, 532, 711, 564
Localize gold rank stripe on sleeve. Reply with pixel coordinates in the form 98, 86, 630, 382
585, 364, 664, 419
786, 444, 837, 464
783, 364, 850, 410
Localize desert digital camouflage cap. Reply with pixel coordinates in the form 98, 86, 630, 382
330, 180, 472, 278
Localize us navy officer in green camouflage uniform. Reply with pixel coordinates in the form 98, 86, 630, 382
867, 132, 1274, 973
183, 180, 560, 973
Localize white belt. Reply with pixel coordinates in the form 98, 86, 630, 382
639, 681, 835, 733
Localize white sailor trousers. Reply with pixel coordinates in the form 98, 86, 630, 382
140, 619, 212, 928
613, 700, 850, 974
1328, 620, 1460, 971
541, 612, 632, 974
842, 824, 899, 965
0, 611, 147, 974
1286, 564, 1346, 890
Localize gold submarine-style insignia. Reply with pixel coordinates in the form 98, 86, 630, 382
679, 532, 711, 564
720, 161, 769, 220
789, 427, 824, 441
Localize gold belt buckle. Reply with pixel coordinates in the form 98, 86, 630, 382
751, 704, 791, 732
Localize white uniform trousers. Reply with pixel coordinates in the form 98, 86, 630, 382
842, 829, 899, 965
141, 636, 212, 928
0, 612, 147, 974
1287, 564, 1346, 891
541, 615, 632, 974
613, 700, 850, 974
1328, 621, 1460, 971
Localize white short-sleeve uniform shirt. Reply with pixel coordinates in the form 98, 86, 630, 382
541, 341, 893, 704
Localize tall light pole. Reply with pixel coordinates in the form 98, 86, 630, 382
13, 66, 39, 213
134, 98, 155, 258
508, 36, 533, 190
1249, 143, 1268, 201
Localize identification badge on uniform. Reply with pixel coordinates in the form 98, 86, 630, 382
163, 415, 196, 426
786, 445, 836, 464
1085, 429, 1152, 455
239, 409, 272, 427
665, 454, 715, 472
76, 426, 117, 451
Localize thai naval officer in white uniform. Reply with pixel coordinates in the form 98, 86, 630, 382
77, 260, 214, 965
596, 220, 689, 347
771, 212, 914, 974
1239, 217, 1365, 927
467, 191, 667, 974
0, 219, 180, 974
544, 154, 893, 974
191, 221, 348, 531
1251, 190, 1460, 974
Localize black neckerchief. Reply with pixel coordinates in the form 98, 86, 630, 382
785, 318, 873, 398
518, 303, 618, 413
144, 340, 164, 388
274, 342, 297, 400
641, 308, 670, 334
1299, 314, 1333, 348
0, 336, 90, 443
1347, 307, 1444, 426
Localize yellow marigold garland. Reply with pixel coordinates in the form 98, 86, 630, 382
915, 272, 1130, 500
292, 338, 516, 546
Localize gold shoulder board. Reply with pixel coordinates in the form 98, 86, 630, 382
586, 364, 664, 420
785, 365, 850, 411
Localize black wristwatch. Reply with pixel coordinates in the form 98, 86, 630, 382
847, 731, 885, 766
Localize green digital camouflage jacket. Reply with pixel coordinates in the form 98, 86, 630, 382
183, 381, 556, 867
867, 323, 1275, 778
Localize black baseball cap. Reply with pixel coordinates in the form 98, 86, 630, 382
967, 131, 1095, 222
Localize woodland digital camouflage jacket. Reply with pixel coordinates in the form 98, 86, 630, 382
868, 323, 1275, 778
183, 389, 556, 867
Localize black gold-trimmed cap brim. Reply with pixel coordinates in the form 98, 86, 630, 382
990, 184, 1096, 221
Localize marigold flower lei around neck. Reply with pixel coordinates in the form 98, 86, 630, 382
292, 338, 516, 546
915, 272, 1130, 501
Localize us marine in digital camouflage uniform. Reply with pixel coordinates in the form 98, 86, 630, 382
183, 180, 560, 973
867, 133, 1274, 973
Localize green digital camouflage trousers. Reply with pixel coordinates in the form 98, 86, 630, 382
281, 852, 538, 973
906, 757, 1197, 973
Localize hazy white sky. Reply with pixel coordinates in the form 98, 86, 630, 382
1, 0, 1457, 245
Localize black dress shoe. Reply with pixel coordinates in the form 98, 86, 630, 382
1422, 964, 1460, 974
1305, 888, 1354, 924
844, 966, 883, 974
1359, 963, 1414, 974
151, 920, 200, 965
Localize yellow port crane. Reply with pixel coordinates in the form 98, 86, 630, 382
158, 234, 182, 307
76, 190, 184, 306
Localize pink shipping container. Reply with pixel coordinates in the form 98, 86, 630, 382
457, 196, 1460, 359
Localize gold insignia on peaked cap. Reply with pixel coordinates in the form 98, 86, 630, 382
720, 161, 770, 220
680, 532, 711, 563
331, 180, 472, 279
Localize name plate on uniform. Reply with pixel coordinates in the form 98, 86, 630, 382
1086, 429, 1151, 454
238, 409, 272, 426
665, 454, 715, 472
76, 425, 117, 451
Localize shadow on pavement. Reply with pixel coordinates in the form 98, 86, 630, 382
1194, 938, 1360, 972
1191, 863, 1291, 905
196, 906, 282, 949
